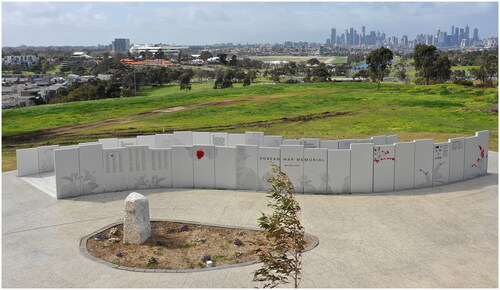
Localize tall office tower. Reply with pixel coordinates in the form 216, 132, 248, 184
465, 25, 470, 39
349, 27, 354, 44
401, 35, 408, 47
361, 26, 366, 44
451, 26, 455, 35
331, 28, 337, 44
459, 28, 464, 40
473, 28, 479, 41
326, 38, 331, 45
111, 38, 131, 52
345, 29, 349, 44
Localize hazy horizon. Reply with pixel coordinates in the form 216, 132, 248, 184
2, 2, 498, 47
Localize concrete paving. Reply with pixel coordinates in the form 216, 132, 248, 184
3, 152, 498, 287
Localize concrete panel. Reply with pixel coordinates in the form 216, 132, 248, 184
193, 132, 211, 145
228, 133, 246, 147
98, 138, 118, 149
282, 139, 301, 145
211, 132, 229, 147
118, 138, 137, 147
258, 147, 281, 191
464, 136, 483, 179
301, 138, 321, 148
476, 130, 489, 175
173, 131, 193, 145
320, 140, 339, 149
236, 145, 259, 190
126, 145, 150, 190
371, 135, 387, 145
433, 142, 450, 186
16, 148, 40, 177
327, 150, 351, 194
137, 135, 156, 148
54, 147, 81, 198
338, 139, 356, 149
280, 145, 304, 193
350, 143, 373, 193
448, 137, 465, 183
394, 142, 415, 191
79, 144, 104, 195
373, 145, 395, 192
215, 147, 236, 189
155, 134, 174, 148
79, 142, 100, 146
386, 135, 399, 145
38, 145, 59, 173
103, 148, 128, 192
193, 145, 216, 188
414, 139, 434, 188
149, 149, 172, 188
245, 131, 264, 146
355, 139, 373, 144
263, 135, 283, 147
303, 148, 328, 194
171, 146, 194, 188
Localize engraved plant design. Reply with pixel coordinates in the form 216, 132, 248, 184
81, 169, 99, 193
373, 147, 395, 163
471, 145, 487, 168
60, 172, 81, 195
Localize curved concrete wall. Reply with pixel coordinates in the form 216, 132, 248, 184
16, 131, 490, 199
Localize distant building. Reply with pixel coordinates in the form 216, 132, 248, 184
111, 38, 131, 53
129, 44, 188, 56
2, 55, 38, 70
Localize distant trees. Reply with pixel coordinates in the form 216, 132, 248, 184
470, 52, 498, 86
306, 58, 320, 66
413, 44, 452, 84
199, 50, 213, 61
217, 53, 228, 65
366, 46, 394, 89
310, 64, 330, 82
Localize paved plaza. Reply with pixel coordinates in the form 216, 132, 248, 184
2, 152, 498, 287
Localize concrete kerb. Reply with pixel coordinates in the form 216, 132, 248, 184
79, 219, 320, 273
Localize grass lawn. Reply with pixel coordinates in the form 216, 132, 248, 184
2, 82, 497, 171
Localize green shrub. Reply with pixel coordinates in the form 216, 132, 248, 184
453, 79, 473, 87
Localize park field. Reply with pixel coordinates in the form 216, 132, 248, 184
2, 82, 497, 171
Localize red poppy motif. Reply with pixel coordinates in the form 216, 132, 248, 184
196, 150, 205, 159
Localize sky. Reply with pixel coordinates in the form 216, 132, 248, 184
2, 1, 498, 47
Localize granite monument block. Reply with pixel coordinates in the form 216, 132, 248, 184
414, 139, 434, 188
373, 144, 395, 192
327, 149, 351, 194
350, 143, 373, 193
193, 145, 216, 188
280, 145, 305, 193
303, 148, 328, 194
79, 144, 104, 195
236, 145, 259, 190
394, 142, 415, 191
257, 147, 281, 191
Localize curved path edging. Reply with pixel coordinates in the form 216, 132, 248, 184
79, 219, 320, 273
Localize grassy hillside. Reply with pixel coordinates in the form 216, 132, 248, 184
2, 82, 497, 171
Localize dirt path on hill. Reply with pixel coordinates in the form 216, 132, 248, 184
3, 88, 354, 145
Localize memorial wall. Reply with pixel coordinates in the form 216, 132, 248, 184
16, 130, 490, 199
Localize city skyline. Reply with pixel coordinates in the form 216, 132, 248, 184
2, 2, 498, 47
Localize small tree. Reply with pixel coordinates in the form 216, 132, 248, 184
366, 46, 394, 89
253, 164, 306, 289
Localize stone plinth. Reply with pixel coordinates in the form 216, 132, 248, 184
123, 192, 151, 244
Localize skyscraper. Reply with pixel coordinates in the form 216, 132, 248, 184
111, 38, 131, 53
465, 25, 470, 39
473, 28, 479, 41
331, 28, 336, 45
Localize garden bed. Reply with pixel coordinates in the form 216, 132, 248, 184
86, 221, 314, 270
